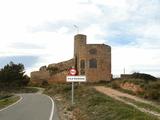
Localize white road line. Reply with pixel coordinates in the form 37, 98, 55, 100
46, 95, 54, 120
0, 96, 23, 112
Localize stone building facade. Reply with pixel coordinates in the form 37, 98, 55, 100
30, 34, 112, 84
74, 34, 112, 82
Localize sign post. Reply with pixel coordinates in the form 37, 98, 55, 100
67, 68, 86, 105
72, 82, 74, 105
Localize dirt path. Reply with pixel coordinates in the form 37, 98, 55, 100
94, 86, 160, 119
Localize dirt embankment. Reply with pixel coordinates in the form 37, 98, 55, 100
120, 82, 144, 94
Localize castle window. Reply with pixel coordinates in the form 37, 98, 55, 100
89, 48, 97, 55
89, 59, 97, 68
80, 60, 85, 69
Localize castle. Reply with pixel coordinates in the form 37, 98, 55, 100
31, 34, 112, 84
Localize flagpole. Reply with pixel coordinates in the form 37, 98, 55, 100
74, 25, 79, 34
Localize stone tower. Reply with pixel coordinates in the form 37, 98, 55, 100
74, 34, 87, 71
74, 34, 112, 82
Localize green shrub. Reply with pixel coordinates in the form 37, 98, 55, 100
144, 89, 160, 100
143, 81, 160, 100
41, 80, 49, 86
111, 81, 120, 89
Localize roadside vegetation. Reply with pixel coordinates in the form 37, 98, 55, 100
0, 61, 30, 89
44, 83, 159, 120
0, 94, 20, 109
0, 61, 32, 92
120, 96, 160, 114
0, 62, 35, 109
108, 73, 160, 102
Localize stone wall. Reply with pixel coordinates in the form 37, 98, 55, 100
48, 59, 74, 72
85, 44, 112, 82
121, 74, 132, 79
30, 59, 74, 84
30, 70, 50, 84
48, 71, 68, 83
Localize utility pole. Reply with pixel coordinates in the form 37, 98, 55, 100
124, 68, 125, 74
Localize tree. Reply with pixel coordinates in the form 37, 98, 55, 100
0, 62, 30, 88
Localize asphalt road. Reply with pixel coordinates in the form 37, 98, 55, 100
0, 94, 59, 120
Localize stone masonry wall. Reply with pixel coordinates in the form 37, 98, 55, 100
48, 71, 68, 83
30, 59, 74, 84
30, 70, 50, 84
85, 44, 112, 82
48, 59, 74, 72
76, 43, 112, 82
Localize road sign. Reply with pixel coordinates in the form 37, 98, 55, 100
69, 68, 77, 76
66, 76, 86, 82
66, 75, 86, 105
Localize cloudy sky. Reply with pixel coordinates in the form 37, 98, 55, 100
0, 0, 160, 77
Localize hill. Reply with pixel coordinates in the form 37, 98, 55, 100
109, 73, 160, 102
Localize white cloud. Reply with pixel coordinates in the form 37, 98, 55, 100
0, 0, 160, 77
112, 46, 160, 77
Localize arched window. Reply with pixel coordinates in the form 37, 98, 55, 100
80, 60, 85, 69
89, 48, 97, 55
89, 59, 97, 68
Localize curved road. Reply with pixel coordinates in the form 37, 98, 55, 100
0, 94, 59, 120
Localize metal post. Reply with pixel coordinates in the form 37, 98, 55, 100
71, 82, 74, 105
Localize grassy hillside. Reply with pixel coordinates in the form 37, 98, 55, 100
108, 78, 160, 102
44, 84, 159, 120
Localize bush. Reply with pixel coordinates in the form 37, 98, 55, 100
0, 91, 12, 100
111, 81, 120, 89
143, 81, 160, 100
148, 81, 160, 89
41, 80, 49, 86
144, 89, 160, 100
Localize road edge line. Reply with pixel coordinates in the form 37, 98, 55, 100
46, 95, 54, 120
0, 95, 23, 112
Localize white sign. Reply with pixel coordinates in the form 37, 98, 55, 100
66, 76, 86, 82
